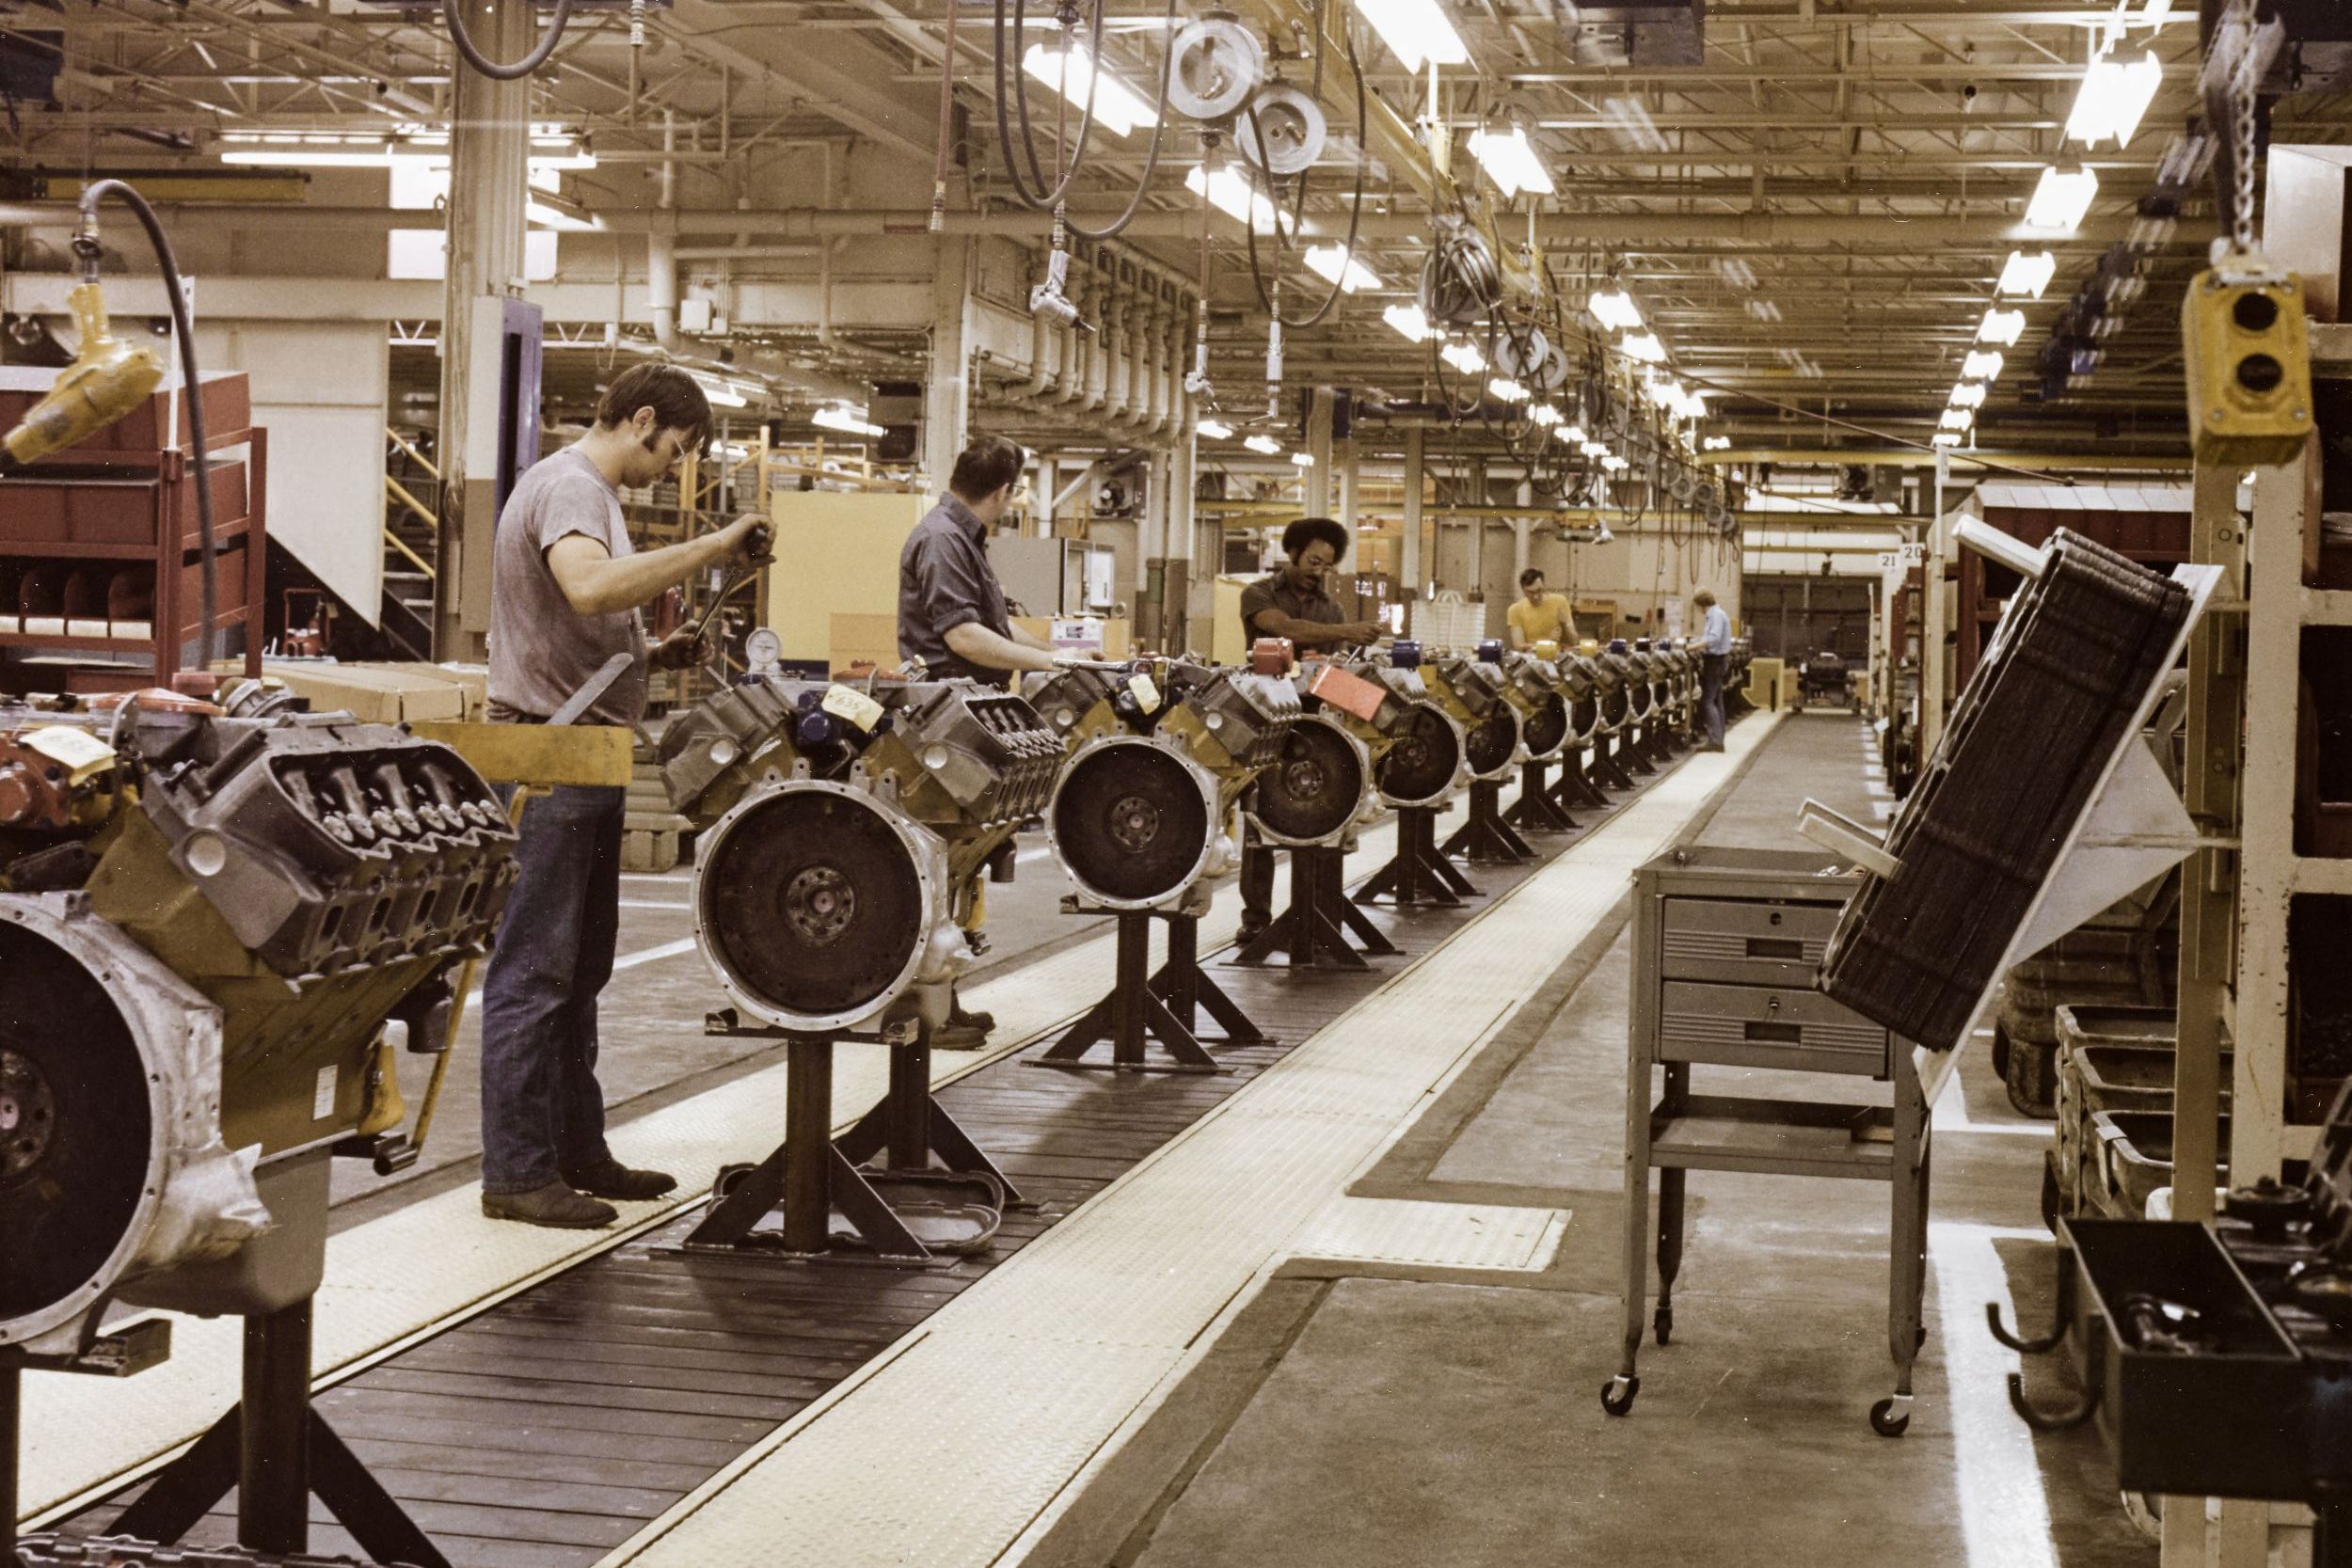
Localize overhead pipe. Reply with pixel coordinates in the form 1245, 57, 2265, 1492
0, 204, 2209, 250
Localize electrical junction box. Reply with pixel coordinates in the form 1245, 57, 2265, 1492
2183, 252, 2314, 467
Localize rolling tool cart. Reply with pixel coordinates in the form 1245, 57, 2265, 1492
1602, 845, 1931, 1436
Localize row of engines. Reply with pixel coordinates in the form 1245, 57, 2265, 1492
655, 633, 1711, 1040
2, 680, 516, 1355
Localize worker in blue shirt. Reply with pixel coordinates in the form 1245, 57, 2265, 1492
1694, 588, 1732, 751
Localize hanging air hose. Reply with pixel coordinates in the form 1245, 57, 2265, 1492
442, 0, 574, 80
1420, 218, 1502, 331
993, 0, 1179, 240
1237, 9, 1367, 331
75, 181, 217, 669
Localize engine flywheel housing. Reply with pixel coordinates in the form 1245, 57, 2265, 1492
1050, 739, 1216, 909
1249, 715, 1369, 847
696, 785, 930, 1029
1464, 708, 1521, 779
1375, 704, 1464, 809
1521, 692, 1570, 759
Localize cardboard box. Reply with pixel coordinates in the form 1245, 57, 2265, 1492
351, 661, 488, 721
213, 658, 469, 724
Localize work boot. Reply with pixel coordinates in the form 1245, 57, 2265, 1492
561, 1158, 678, 1201
933, 995, 994, 1050
483, 1180, 617, 1229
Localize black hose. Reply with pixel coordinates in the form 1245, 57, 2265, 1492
77, 180, 216, 673
997, 0, 1105, 212
1056, 0, 1180, 241
1240, 13, 1366, 330
442, 0, 573, 81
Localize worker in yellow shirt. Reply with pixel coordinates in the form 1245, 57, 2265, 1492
1505, 567, 1578, 651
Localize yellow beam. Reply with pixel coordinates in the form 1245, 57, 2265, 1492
405, 721, 635, 788
387, 425, 441, 481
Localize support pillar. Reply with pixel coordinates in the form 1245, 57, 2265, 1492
432, 0, 531, 661
1164, 432, 1197, 652
1304, 388, 1333, 517
924, 236, 975, 494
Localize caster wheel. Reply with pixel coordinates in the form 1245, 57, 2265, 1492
2040, 1159, 2063, 1233
1653, 1307, 1674, 1346
1869, 1397, 1912, 1438
1600, 1375, 1640, 1417
1990, 1023, 2012, 1081
714, 1162, 755, 1199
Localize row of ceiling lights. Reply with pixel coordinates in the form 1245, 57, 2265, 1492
1937, 0, 2176, 447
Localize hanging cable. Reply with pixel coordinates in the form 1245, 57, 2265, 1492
1239, 10, 1367, 330
75, 181, 217, 670
993, 0, 1178, 240
441, 0, 573, 81
930, 0, 961, 232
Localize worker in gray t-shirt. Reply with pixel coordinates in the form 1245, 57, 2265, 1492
480, 362, 767, 1230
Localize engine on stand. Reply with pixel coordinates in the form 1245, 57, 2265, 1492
1024, 652, 1301, 1071
1354, 644, 1481, 910
1496, 647, 1583, 837
1234, 654, 1416, 972
2, 678, 517, 1568
657, 668, 1064, 1262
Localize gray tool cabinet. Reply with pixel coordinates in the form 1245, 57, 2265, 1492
1600, 845, 1932, 1435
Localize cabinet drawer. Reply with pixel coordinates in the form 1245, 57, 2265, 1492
1658, 979, 1890, 1075
1660, 896, 1844, 986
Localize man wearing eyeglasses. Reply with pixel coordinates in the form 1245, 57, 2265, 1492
1234, 517, 1385, 940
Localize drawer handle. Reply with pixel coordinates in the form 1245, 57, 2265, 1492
1745, 1022, 1804, 1044
1746, 938, 1804, 959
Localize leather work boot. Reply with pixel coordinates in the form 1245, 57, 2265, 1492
561, 1159, 678, 1201
933, 995, 994, 1050
483, 1180, 618, 1229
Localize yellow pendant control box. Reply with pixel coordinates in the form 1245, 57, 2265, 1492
2183, 253, 2313, 466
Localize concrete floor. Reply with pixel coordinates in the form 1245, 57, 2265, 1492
1025, 713, 2157, 1568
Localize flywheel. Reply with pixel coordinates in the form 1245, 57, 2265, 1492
1464, 708, 1521, 779
1520, 691, 1570, 760
1050, 741, 1216, 908
1250, 716, 1368, 846
697, 786, 927, 1027
1375, 704, 1464, 809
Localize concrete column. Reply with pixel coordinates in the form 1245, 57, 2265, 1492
1401, 425, 1424, 605
1164, 432, 1196, 654
1137, 448, 1170, 646
1921, 451, 1948, 758
1037, 454, 1057, 538
923, 236, 975, 493
1303, 389, 1333, 517
432, 0, 531, 659
1337, 437, 1359, 533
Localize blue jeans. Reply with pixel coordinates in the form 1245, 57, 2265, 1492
479, 784, 625, 1195
1699, 653, 1729, 746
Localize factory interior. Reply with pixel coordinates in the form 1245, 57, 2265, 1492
6, 0, 2352, 1565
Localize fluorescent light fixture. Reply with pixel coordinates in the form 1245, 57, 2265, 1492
1304, 244, 1379, 293
1560, 423, 1589, 444
1978, 308, 2026, 346
1747, 298, 1784, 324
1668, 388, 1708, 420
1588, 289, 1644, 332
1467, 124, 1555, 198
1185, 165, 1293, 232
2065, 51, 2163, 148
2023, 166, 2100, 233
812, 404, 881, 434
1997, 250, 2058, 299
1621, 333, 1667, 364
1939, 406, 1976, 432
1702, 436, 1733, 451
1022, 44, 1157, 137
1440, 341, 1487, 374
1962, 349, 2007, 380
1197, 419, 1234, 439
1530, 404, 1562, 426
1950, 382, 1987, 408
1645, 378, 1683, 408
1600, 453, 1630, 472
1580, 440, 1609, 458
1353, 0, 1468, 71
1384, 302, 1436, 342
1290, 451, 1316, 467
1488, 377, 1530, 402
1932, 432, 1963, 448
1245, 434, 1283, 455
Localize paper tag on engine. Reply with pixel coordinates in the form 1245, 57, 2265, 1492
21, 725, 117, 784
821, 685, 886, 732
313, 1065, 339, 1120
1128, 674, 1161, 713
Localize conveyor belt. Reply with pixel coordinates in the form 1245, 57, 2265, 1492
47, 721, 1765, 1568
